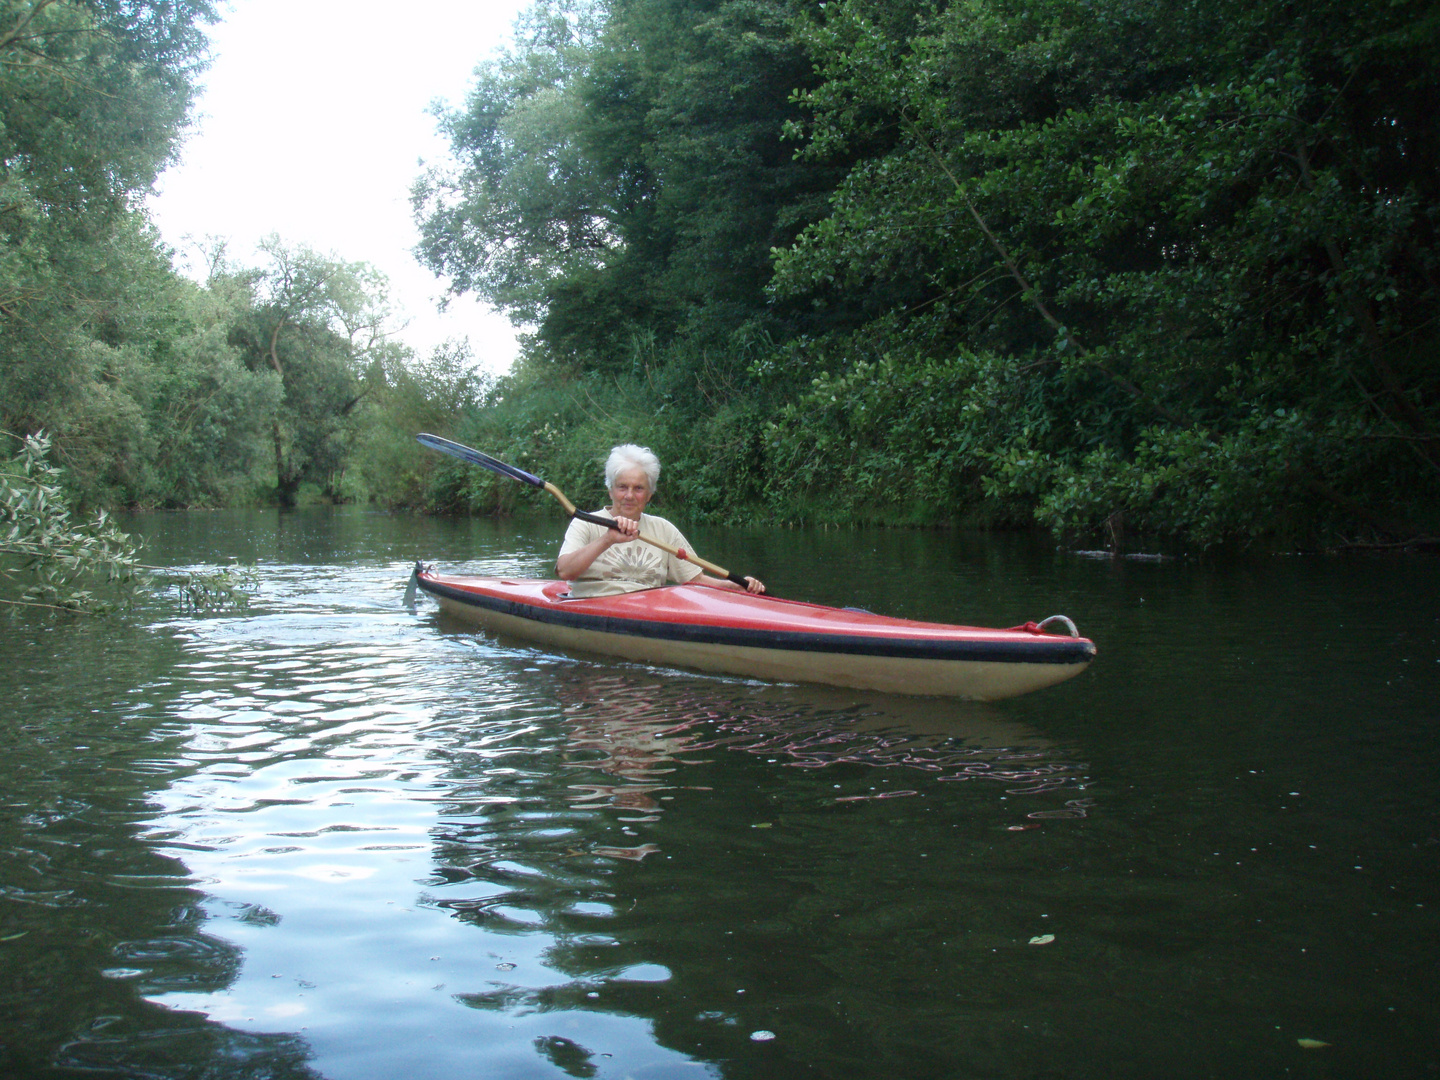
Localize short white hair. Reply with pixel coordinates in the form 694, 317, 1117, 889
605, 443, 660, 490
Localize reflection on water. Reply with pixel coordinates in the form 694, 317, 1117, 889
0, 508, 1436, 1080
122, 558, 1087, 1079
550, 671, 1087, 819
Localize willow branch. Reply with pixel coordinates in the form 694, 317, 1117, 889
0, 596, 96, 614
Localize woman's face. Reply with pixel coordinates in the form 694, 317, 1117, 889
608, 466, 653, 519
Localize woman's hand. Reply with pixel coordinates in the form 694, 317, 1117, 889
605, 515, 640, 542
697, 573, 765, 594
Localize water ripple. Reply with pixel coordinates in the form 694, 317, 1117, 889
4, 543, 1091, 1079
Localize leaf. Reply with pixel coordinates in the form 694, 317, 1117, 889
1028, 934, 1055, 945
1296, 1039, 1329, 1050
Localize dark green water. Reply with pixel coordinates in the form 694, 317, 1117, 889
1, 508, 1436, 1079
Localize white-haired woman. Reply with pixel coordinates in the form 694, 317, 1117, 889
555, 444, 765, 598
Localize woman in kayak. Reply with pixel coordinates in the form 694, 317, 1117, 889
556, 444, 765, 598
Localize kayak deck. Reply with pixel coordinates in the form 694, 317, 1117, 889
413, 571, 1096, 700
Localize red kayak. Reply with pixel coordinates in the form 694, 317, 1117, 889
411, 568, 1095, 700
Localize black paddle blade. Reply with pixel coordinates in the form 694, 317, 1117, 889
416, 433, 545, 488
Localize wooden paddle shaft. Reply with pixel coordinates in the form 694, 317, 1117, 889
545, 481, 750, 587
412, 437, 753, 588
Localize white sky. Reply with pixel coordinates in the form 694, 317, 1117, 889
148, 0, 531, 375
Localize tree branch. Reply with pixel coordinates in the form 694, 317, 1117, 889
905, 114, 1191, 427
0, 0, 58, 52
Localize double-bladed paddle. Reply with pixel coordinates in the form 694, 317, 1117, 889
416, 433, 755, 589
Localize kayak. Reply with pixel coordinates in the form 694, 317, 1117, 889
411, 567, 1096, 701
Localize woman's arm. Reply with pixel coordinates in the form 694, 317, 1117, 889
555, 515, 639, 579
695, 573, 765, 594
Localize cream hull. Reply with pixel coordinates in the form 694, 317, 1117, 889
417, 574, 1096, 701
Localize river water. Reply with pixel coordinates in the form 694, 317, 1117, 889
0, 508, 1435, 1079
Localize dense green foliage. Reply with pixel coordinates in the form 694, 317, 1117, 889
5, 0, 1436, 554
2, 0, 222, 495
417, 0, 1440, 547
0, 1, 478, 518
221, 239, 396, 508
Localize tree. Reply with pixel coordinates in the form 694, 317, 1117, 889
137, 259, 282, 507
414, 0, 841, 373
351, 339, 496, 508
414, 0, 1439, 546
765, 0, 1440, 544
1, 0, 214, 439
413, 0, 616, 336
1, 0, 234, 509
224, 239, 394, 507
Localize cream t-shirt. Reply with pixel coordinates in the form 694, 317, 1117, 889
557, 510, 705, 597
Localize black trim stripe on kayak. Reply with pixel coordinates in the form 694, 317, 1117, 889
417, 577, 1095, 666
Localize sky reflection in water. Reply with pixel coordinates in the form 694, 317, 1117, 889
121, 554, 1084, 1080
